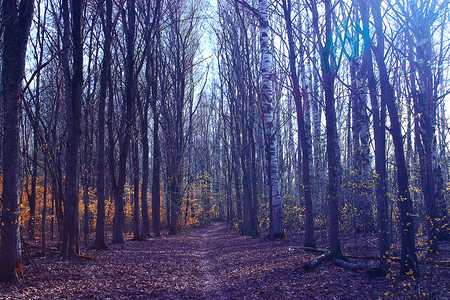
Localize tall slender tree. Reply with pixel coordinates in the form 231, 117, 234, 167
281, 0, 315, 247
93, 0, 112, 250
408, 0, 449, 252
148, 0, 162, 237
359, 0, 389, 273
111, 0, 136, 244
62, 0, 84, 256
311, 0, 343, 258
258, 0, 284, 240
370, 0, 418, 276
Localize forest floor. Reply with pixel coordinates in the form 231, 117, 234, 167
1, 222, 449, 299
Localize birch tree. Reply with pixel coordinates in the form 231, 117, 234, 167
259, 0, 284, 239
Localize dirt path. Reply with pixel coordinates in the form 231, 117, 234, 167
1, 222, 448, 299
195, 223, 226, 299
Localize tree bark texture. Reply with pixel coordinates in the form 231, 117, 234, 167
62, 0, 84, 257
0, 0, 34, 282
112, 0, 136, 244
94, 0, 112, 250
259, 0, 284, 239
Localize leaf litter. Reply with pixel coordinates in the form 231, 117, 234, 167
1, 222, 449, 299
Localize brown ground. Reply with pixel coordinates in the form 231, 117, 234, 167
1, 222, 449, 299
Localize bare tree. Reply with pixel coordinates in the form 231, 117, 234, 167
310, 0, 343, 258
370, 0, 418, 276
93, 0, 112, 250
62, 0, 84, 256
111, 0, 136, 244
406, 0, 449, 252
160, 0, 202, 235
280, 0, 315, 247
147, 0, 163, 237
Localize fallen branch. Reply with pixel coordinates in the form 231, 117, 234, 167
302, 251, 332, 271
344, 255, 383, 260
334, 259, 369, 271
334, 258, 390, 279
287, 246, 328, 254
341, 255, 449, 267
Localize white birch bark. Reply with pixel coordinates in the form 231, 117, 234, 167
258, 0, 284, 238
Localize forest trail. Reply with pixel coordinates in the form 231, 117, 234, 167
1, 223, 449, 299
195, 223, 227, 299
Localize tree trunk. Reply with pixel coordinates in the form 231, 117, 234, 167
140, 124, 150, 238
311, 0, 343, 258
142, 0, 162, 239
150, 45, 161, 237
232, 139, 243, 223
258, 0, 284, 240
349, 12, 373, 233
0, 0, 34, 282
311, 38, 324, 222
371, 0, 418, 276
94, 0, 112, 250
241, 136, 252, 235
112, 0, 136, 244
250, 128, 259, 236
29, 135, 38, 240
281, 0, 315, 247
52, 97, 64, 241
408, 0, 446, 251
151, 110, 161, 236
41, 152, 48, 255
140, 105, 150, 238
82, 24, 97, 248
359, 0, 389, 272
132, 139, 140, 239
62, 0, 83, 257
168, 173, 182, 235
